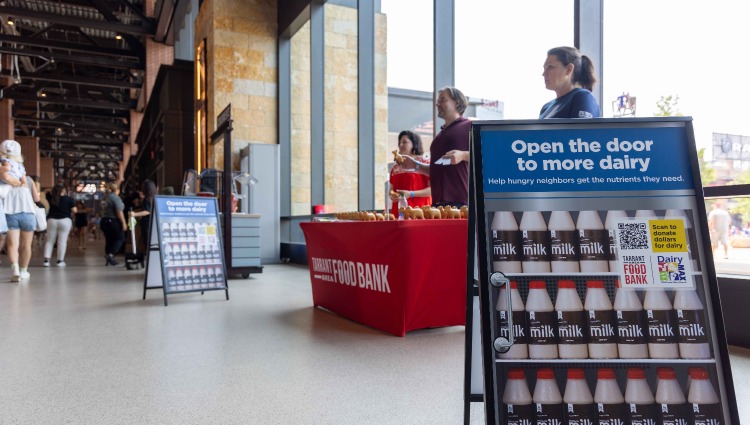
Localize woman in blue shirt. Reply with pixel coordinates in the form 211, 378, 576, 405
540, 46, 601, 119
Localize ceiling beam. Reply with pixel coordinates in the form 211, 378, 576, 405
0, 33, 141, 59
13, 105, 130, 119
2, 71, 141, 90
3, 92, 135, 110
0, 6, 156, 36
13, 117, 128, 132
87, 0, 145, 56
0, 45, 143, 70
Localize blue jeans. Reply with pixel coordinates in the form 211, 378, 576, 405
6, 212, 35, 232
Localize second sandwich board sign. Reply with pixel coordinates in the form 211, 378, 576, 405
469, 118, 739, 425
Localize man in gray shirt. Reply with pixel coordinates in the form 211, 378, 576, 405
708, 203, 731, 259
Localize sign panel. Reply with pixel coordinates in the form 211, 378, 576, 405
146, 196, 229, 305
470, 118, 738, 425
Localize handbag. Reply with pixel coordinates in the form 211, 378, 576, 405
26, 177, 47, 232
34, 205, 47, 232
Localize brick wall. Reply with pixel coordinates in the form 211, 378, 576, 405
16, 136, 39, 177
39, 157, 54, 188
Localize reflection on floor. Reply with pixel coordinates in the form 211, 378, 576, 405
0, 241, 747, 424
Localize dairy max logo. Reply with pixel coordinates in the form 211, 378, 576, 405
657, 255, 687, 283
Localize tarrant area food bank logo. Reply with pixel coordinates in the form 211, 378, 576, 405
657, 255, 687, 283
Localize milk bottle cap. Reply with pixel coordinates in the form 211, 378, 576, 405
689, 368, 709, 380
657, 367, 676, 380
627, 368, 646, 379
586, 280, 605, 289
508, 368, 526, 380
598, 368, 616, 380
529, 280, 547, 290
537, 368, 555, 379
567, 368, 585, 380
558, 280, 576, 289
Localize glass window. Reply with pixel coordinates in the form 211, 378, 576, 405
455, 0, 573, 119
605, 1, 750, 277
380, 0, 434, 153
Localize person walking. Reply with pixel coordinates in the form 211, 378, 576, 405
74, 201, 88, 250
0, 140, 41, 282
100, 182, 126, 266
43, 184, 77, 267
129, 179, 156, 253
708, 203, 731, 259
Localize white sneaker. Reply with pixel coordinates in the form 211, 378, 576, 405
43, 259, 50, 267
10, 263, 20, 282
56, 261, 66, 267
20, 271, 30, 280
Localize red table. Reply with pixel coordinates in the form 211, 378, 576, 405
301, 220, 468, 336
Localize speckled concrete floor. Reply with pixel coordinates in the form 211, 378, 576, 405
0, 243, 746, 424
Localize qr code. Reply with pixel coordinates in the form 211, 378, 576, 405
618, 222, 648, 249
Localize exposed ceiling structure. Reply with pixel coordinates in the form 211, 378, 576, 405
0, 0, 156, 182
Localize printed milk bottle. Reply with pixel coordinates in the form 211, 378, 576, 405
687, 367, 723, 425
492, 211, 522, 273
555, 280, 587, 359
635, 209, 657, 219
605, 210, 629, 273
563, 368, 595, 425
594, 368, 627, 425
625, 367, 657, 425
549, 211, 579, 273
655, 367, 690, 425
585, 280, 618, 358
502, 368, 534, 425
576, 211, 609, 272
496, 281, 528, 359
526, 280, 558, 359
520, 211, 551, 273
533, 368, 564, 425
614, 280, 649, 359
644, 289, 679, 358
673, 289, 711, 359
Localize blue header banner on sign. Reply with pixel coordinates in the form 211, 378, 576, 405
155, 197, 217, 218
480, 125, 694, 193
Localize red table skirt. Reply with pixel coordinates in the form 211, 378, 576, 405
301, 220, 468, 336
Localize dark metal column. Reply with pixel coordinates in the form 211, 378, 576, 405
358, 0, 375, 210
278, 36, 292, 217
433, 0, 455, 136
574, 0, 604, 108
310, 2, 325, 209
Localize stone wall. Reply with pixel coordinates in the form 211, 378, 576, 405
195, 0, 278, 170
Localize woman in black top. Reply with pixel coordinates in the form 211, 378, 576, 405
74, 201, 88, 250
129, 180, 156, 253
43, 184, 77, 267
